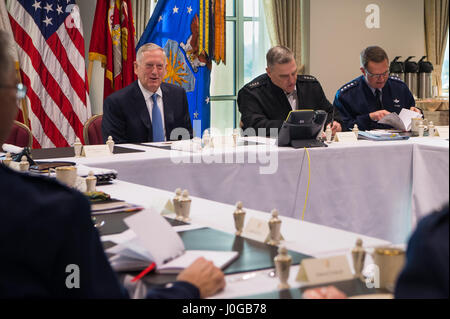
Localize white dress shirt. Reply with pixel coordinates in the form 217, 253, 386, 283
286, 87, 298, 111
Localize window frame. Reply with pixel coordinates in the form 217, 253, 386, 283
210, 0, 268, 129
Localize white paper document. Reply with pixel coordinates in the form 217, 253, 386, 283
106, 208, 238, 273
1, 143, 23, 154
378, 108, 422, 131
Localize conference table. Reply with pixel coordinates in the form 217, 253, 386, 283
31, 135, 449, 244
95, 179, 391, 299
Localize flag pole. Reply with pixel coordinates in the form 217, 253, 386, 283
87, 60, 93, 88
16, 65, 30, 128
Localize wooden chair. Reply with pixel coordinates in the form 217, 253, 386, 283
83, 114, 103, 145
5, 120, 33, 148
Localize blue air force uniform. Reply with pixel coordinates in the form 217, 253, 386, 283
0, 164, 199, 299
395, 204, 449, 299
333, 75, 416, 131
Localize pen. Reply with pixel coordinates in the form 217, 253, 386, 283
131, 262, 156, 282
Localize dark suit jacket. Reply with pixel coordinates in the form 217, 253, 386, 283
0, 165, 199, 298
102, 81, 193, 143
395, 204, 449, 298
237, 74, 340, 135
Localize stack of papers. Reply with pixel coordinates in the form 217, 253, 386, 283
1, 143, 23, 154
358, 131, 409, 141
107, 208, 239, 274
170, 139, 203, 153
91, 200, 143, 215
76, 164, 118, 185
377, 108, 422, 131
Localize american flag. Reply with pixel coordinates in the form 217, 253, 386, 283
8, 0, 91, 148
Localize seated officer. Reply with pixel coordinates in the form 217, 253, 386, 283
333, 45, 421, 131
0, 31, 224, 299
238, 45, 342, 136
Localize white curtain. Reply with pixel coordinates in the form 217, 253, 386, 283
131, 0, 158, 42
243, 0, 272, 84
263, 0, 304, 73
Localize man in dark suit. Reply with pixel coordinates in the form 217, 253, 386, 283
0, 31, 224, 298
102, 43, 193, 143
237, 46, 342, 137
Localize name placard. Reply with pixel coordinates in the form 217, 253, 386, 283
435, 126, 449, 139
296, 255, 353, 285
334, 132, 358, 143
242, 217, 270, 242
151, 196, 175, 215
82, 145, 112, 157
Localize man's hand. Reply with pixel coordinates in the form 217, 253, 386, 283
369, 110, 390, 121
176, 257, 225, 298
330, 121, 342, 135
409, 106, 421, 113
302, 285, 348, 299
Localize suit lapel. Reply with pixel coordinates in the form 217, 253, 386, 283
161, 82, 174, 138
130, 81, 153, 140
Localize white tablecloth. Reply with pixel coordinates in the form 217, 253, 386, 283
97, 180, 390, 299
40, 137, 449, 244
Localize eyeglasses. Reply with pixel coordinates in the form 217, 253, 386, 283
365, 69, 390, 79
0, 83, 27, 99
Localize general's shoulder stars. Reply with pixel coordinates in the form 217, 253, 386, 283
247, 80, 262, 89
299, 75, 317, 82
389, 75, 402, 82
340, 81, 357, 93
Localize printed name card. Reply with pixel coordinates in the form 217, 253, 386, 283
296, 255, 353, 285
82, 145, 112, 157
435, 126, 449, 139
334, 132, 358, 143
242, 217, 270, 242
151, 196, 175, 216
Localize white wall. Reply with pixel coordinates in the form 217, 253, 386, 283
310, 0, 425, 102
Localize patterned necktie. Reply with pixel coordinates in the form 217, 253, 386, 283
375, 89, 383, 110
151, 94, 164, 142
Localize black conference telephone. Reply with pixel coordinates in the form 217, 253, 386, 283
277, 110, 328, 148
12, 147, 36, 165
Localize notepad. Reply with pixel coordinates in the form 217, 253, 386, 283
106, 208, 238, 274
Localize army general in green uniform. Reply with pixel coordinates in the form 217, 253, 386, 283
238, 46, 342, 136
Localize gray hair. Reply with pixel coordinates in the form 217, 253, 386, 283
360, 46, 389, 69
266, 46, 295, 68
0, 31, 14, 84
136, 43, 167, 65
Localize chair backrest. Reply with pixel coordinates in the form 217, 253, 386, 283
5, 121, 33, 148
83, 114, 103, 145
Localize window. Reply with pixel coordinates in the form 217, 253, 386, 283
210, 0, 271, 133
441, 32, 449, 96
147, 0, 271, 132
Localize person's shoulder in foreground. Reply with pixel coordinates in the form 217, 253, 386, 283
0, 164, 128, 298
395, 204, 449, 299
0, 165, 216, 298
